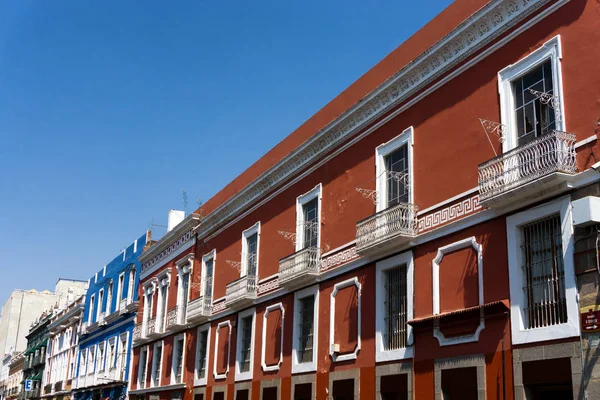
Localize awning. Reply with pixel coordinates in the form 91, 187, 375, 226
24, 346, 35, 355
407, 299, 510, 328
32, 372, 43, 381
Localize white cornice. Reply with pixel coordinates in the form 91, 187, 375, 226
193, 0, 566, 241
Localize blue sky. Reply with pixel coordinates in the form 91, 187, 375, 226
0, 1, 452, 303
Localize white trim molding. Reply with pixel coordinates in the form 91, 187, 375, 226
150, 340, 164, 388
235, 308, 256, 381
375, 251, 414, 362
329, 277, 361, 362
295, 184, 323, 251
498, 35, 565, 152
194, 323, 211, 387
213, 320, 232, 380
292, 285, 319, 374
432, 236, 484, 346
261, 303, 285, 372
506, 196, 580, 344
375, 126, 414, 212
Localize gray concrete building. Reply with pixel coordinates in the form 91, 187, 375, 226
0, 279, 88, 359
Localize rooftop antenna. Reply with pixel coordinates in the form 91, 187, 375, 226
148, 217, 167, 237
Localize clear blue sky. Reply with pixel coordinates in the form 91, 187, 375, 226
0, 1, 452, 303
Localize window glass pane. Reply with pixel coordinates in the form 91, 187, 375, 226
204, 259, 213, 300
385, 145, 409, 206
246, 234, 258, 276
384, 265, 408, 350
240, 316, 253, 372
197, 330, 208, 379
302, 198, 319, 249
298, 295, 315, 363
521, 214, 567, 329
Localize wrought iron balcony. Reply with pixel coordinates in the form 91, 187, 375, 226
119, 298, 128, 314
132, 323, 143, 343
166, 305, 187, 330
44, 384, 51, 395
146, 317, 158, 338
225, 275, 257, 309
187, 296, 211, 322
54, 381, 62, 392
278, 246, 321, 289
356, 202, 418, 256
478, 130, 577, 207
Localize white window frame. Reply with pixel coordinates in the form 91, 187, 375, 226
295, 184, 323, 251
97, 289, 105, 321
142, 283, 155, 336
235, 307, 256, 381
117, 332, 129, 381
137, 345, 149, 389
194, 323, 211, 386
201, 250, 216, 302
241, 222, 261, 277
292, 285, 319, 374
88, 294, 96, 323
506, 196, 579, 344
176, 254, 194, 309
117, 272, 125, 311
156, 271, 171, 332
170, 333, 186, 385
432, 237, 485, 346
329, 277, 361, 362
213, 320, 231, 380
88, 345, 96, 375
128, 267, 136, 304
107, 337, 116, 371
261, 303, 284, 372
375, 126, 414, 212
97, 341, 106, 372
375, 251, 414, 361
498, 35, 565, 152
150, 340, 164, 388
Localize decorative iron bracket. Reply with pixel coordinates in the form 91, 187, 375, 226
479, 118, 507, 156
355, 187, 378, 205
226, 260, 242, 273
277, 230, 297, 245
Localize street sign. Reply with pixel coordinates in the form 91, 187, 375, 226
581, 305, 600, 333
24, 379, 32, 391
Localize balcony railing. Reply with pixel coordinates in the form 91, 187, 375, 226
133, 323, 142, 342
478, 130, 577, 205
119, 298, 128, 314
166, 305, 187, 330
54, 380, 63, 392
356, 202, 418, 256
146, 317, 157, 337
278, 246, 321, 288
44, 384, 51, 395
225, 275, 257, 309
187, 296, 211, 322
98, 312, 106, 324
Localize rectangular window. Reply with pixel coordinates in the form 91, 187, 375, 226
204, 258, 214, 300
88, 347, 95, 374
196, 329, 209, 379
574, 224, 600, 275
239, 316, 253, 372
152, 342, 162, 387
385, 145, 409, 207
97, 289, 104, 317
262, 387, 277, 400
173, 336, 185, 384
383, 265, 408, 350
159, 285, 168, 331
108, 339, 116, 371
302, 198, 319, 249
181, 272, 190, 311
298, 295, 315, 363
332, 379, 354, 400
521, 214, 567, 329
294, 383, 312, 400
118, 273, 125, 304
89, 295, 96, 322
138, 347, 148, 389
246, 233, 258, 276
512, 60, 555, 146
107, 282, 113, 314
98, 342, 106, 372
441, 367, 478, 400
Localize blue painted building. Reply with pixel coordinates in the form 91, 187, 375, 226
73, 232, 149, 400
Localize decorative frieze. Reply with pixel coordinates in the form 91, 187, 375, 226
418, 195, 482, 233
141, 230, 194, 275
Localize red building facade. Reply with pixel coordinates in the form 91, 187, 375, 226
129, 0, 600, 399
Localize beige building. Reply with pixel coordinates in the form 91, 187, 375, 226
0, 279, 88, 358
